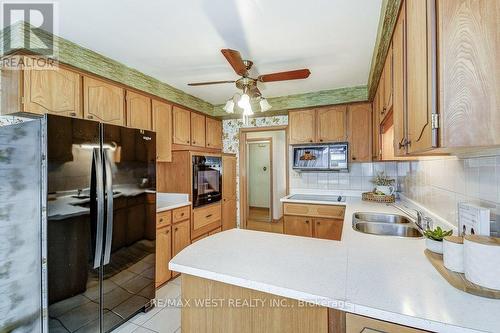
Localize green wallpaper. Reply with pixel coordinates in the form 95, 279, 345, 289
2, 21, 397, 117
367, 0, 402, 100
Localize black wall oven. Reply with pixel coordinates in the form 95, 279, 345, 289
192, 155, 222, 207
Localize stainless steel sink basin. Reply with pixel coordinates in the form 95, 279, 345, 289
352, 212, 423, 238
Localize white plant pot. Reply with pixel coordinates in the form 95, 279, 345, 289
376, 185, 395, 195
426, 238, 443, 254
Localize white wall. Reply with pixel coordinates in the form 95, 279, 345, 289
247, 130, 287, 220
248, 142, 271, 208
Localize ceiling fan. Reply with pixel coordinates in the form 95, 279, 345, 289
188, 49, 311, 115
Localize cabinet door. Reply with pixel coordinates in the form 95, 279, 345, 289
316, 106, 347, 143
172, 220, 190, 256
283, 216, 313, 237
24, 66, 81, 117
206, 118, 223, 149
372, 92, 381, 160
153, 100, 172, 162
289, 110, 316, 144
313, 218, 343, 241
383, 43, 393, 116
83, 76, 125, 125
406, 0, 436, 154
393, 2, 407, 156
172, 106, 191, 145
155, 226, 172, 287
438, 0, 500, 147
126, 90, 152, 130
222, 198, 237, 231
348, 103, 372, 162
190, 112, 206, 147
222, 155, 237, 200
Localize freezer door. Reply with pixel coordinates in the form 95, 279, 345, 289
46, 115, 112, 332
100, 125, 156, 331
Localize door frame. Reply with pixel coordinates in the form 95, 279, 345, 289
246, 138, 273, 223
239, 125, 288, 229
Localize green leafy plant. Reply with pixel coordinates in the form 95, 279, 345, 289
370, 171, 395, 186
423, 226, 453, 241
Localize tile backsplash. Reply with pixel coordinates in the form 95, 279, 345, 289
289, 162, 397, 192
397, 155, 500, 231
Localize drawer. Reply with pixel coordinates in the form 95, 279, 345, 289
283, 203, 345, 219
156, 210, 172, 228
192, 203, 221, 239
172, 205, 190, 223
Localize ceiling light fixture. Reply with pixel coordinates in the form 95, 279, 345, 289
223, 99, 235, 113
259, 98, 272, 112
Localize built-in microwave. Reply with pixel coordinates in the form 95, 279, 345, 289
292, 143, 348, 171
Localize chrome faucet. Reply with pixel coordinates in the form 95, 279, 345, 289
388, 203, 432, 232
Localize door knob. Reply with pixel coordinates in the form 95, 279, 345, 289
263, 166, 267, 171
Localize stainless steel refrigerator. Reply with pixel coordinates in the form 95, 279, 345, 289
0, 114, 157, 332
45, 114, 156, 332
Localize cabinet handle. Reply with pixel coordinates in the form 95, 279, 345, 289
206, 214, 213, 218
352, 157, 357, 161
175, 227, 178, 231
305, 220, 309, 224
160, 218, 164, 222
87, 115, 93, 119
319, 139, 323, 142
207, 143, 210, 146
180, 212, 185, 216
192, 141, 196, 144
187, 140, 190, 144
70, 112, 76, 117
309, 140, 313, 143
166, 229, 170, 234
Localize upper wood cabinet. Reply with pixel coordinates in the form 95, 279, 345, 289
438, 0, 500, 148
316, 105, 347, 143
405, 0, 436, 154
153, 100, 172, 162
289, 109, 316, 144
372, 88, 382, 160
126, 90, 152, 130
347, 103, 372, 162
190, 112, 206, 147
206, 117, 223, 149
383, 42, 393, 117
83, 76, 125, 125
24, 66, 82, 118
222, 155, 237, 200
172, 106, 191, 145
392, 2, 407, 157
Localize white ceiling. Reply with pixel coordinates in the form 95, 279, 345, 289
55, 0, 382, 104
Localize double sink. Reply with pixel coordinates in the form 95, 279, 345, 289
352, 212, 423, 238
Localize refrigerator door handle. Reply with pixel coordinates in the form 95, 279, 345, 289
92, 148, 105, 269
103, 149, 114, 265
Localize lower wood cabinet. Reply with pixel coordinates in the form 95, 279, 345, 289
283, 203, 345, 241
222, 198, 237, 231
192, 202, 222, 239
173, 219, 191, 256
345, 313, 426, 333
155, 226, 172, 287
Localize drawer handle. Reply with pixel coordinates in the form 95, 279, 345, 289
175, 227, 178, 231
180, 213, 185, 216
192, 141, 196, 144
187, 140, 190, 144
159, 218, 164, 222
70, 112, 77, 116
87, 115, 93, 119
305, 220, 309, 224
206, 214, 213, 218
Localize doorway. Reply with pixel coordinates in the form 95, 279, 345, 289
247, 139, 272, 225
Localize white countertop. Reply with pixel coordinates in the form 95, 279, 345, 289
170, 197, 500, 333
157, 193, 191, 212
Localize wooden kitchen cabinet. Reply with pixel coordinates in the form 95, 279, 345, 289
346, 313, 426, 333
156, 226, 172, 287
313, 218, 343, 241
190, 112, 206, 147
206, 117, 223, 149
153, 100, 172, 162
289, 109, 316, 144
347, 103, 372, 162
83, 76, 125, 125
222, 155, 237, 231
392, 2, 406, 157
383, 42, 393, 119
192, 202, 222, 239
316, 105, 347, 143
126, 90, 152, 130
405, 0, 436, 154
172, 106, 191, 145
173, 219, 191, 257
284, 215, 313, 238
1, 59, 82, 118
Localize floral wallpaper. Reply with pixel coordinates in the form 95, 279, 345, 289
222, 115, 288, 227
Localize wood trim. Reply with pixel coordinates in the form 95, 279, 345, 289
171, 143, 221, 153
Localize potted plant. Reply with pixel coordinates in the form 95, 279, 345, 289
371, 172, 396, 195
423, 226, 453, 254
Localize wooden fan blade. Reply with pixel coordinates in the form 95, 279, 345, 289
258, 69, 311, 82
188, 80, 235, 86
221, 49, 247, 76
